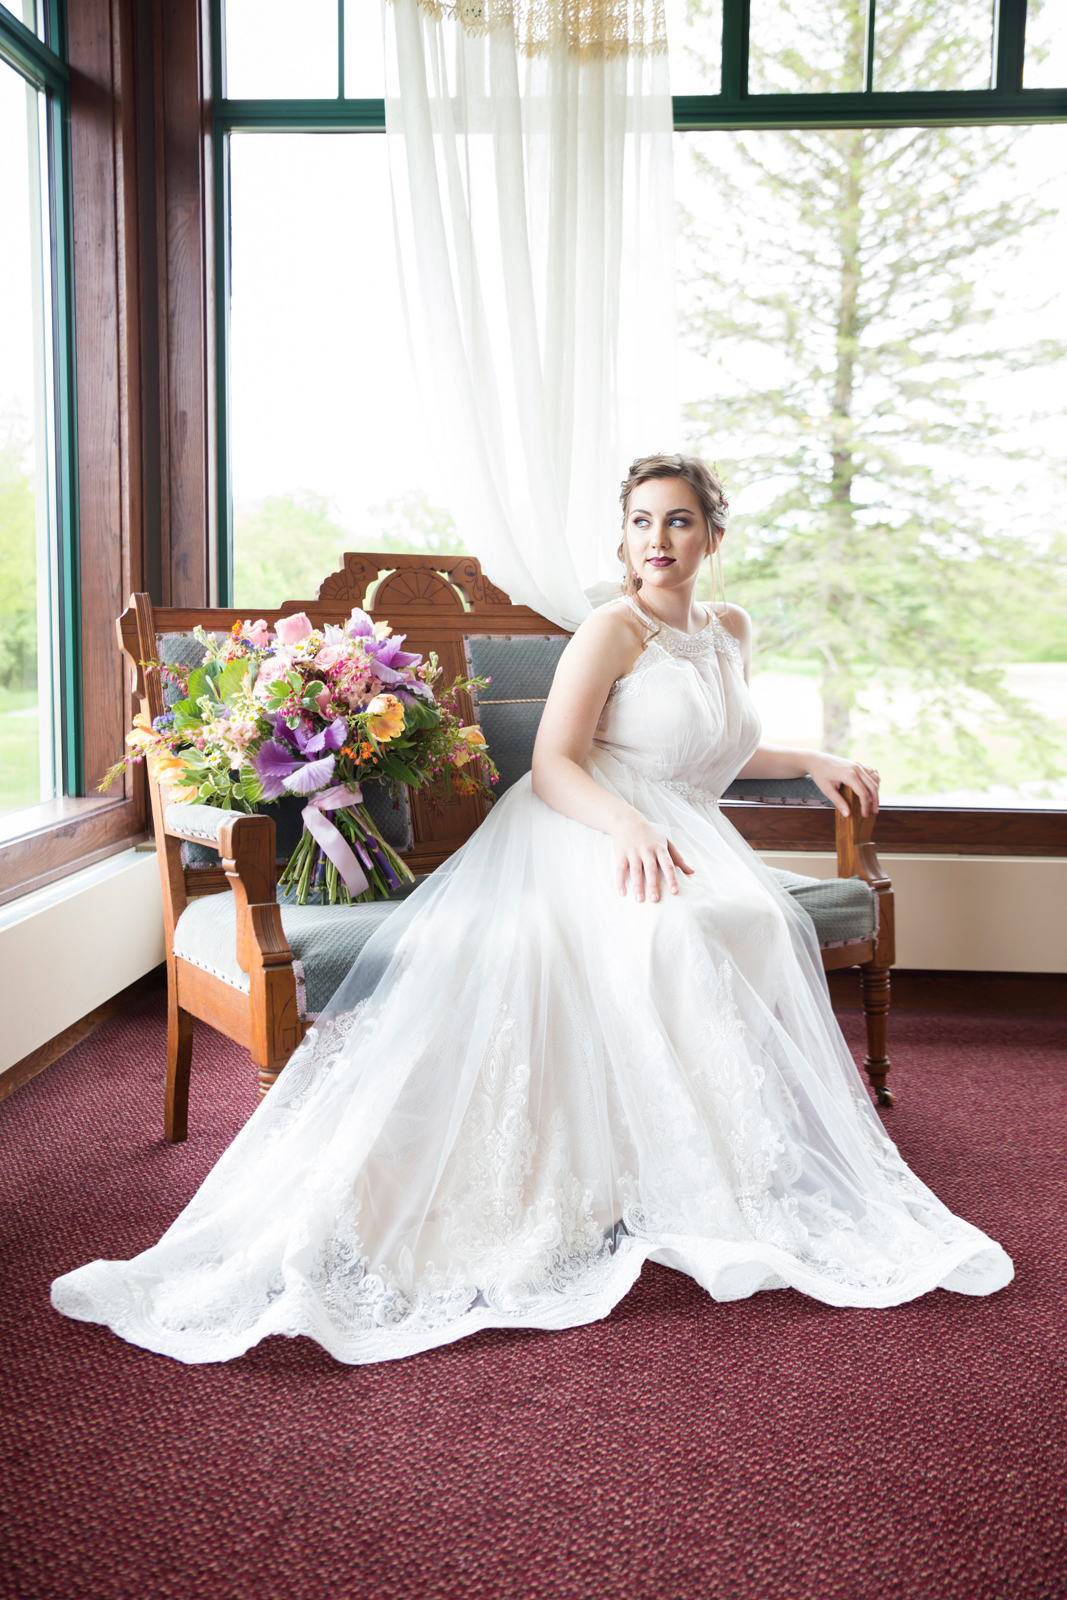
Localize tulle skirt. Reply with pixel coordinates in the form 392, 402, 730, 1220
52, 759, 1013, 1364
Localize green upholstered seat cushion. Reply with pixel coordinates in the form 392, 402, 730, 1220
174, 867, 874, 1022
173, 885, 421, 1017
722, 776, 832, 805
768, 868, 876, 945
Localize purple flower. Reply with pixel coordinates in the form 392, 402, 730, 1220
303, 716, 348, 757
283, 753, 336, 795
396, 681, 434, 704
345, 607, 375, 640
258, 714, 350, 799
370, 634, 421, 674
346, 608, 422, 678
255, 738, 299, 800
271, 714, 347, 757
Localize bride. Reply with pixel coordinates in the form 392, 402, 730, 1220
52, 453, 1012, 1365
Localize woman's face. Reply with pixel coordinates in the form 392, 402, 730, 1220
624, 476, 712, 596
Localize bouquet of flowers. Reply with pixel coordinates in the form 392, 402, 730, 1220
105, 608, 497, 904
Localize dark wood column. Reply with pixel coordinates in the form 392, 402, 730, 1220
152, 0, 216, 607
65, 0, 215, 797
67, 0, 149, 799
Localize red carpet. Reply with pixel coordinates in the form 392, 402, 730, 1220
1, 994, 1064, 1600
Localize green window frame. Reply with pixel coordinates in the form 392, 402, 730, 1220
211, 0, 1067, 604
0, 1, 81, 798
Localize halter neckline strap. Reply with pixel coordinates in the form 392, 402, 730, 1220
621, 594, 715, 639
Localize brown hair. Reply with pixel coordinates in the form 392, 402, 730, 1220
616, 453, 729, 600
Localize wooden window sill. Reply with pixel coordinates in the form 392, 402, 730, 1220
0, 796, 148, 908
722, 802, 1067, 856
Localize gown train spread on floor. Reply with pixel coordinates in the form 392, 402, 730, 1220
51, 601, 1013, 1364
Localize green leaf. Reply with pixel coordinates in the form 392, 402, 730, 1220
187, 667, 218, 704
240, 763, 264, 805
379, 756, 419, 785
402, 699, 438, 732
171, 700, 205, 730
217, 657, 250, 707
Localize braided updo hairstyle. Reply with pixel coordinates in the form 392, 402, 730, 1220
617, 453, 729, 599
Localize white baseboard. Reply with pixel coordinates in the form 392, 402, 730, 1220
0, 850, 166, 1075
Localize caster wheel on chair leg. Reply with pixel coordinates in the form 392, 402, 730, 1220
876, 1086, 895, 1108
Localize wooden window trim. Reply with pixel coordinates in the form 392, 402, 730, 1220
0, 797, 149, 908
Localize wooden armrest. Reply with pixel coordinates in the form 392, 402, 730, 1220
217, 813, 286, 975
835, 785, 890, 892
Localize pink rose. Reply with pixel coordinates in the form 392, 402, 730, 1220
313, 644, 344, 671
315, 688, 334, 716
241, 619, 270, 648
253, 651, 293, 696
274, 612, 313, 646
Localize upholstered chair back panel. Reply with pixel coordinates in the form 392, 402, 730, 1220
467, 635, 570, 797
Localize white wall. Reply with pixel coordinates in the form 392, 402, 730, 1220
0, 850, 165, 1075
762, 852, 1067, 973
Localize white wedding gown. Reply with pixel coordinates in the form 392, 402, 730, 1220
52, 601, 1013, 1364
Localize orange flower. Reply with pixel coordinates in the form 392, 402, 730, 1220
366, 694, 405, 742
126, 713, 197, 798
452, 725, 487, 767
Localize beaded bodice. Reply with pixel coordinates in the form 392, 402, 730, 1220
590, 597, 761, 800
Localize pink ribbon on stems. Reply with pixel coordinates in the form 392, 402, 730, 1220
301, 783, 368, 897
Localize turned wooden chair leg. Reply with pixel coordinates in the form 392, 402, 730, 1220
256, 1064, 282, 1100
165, 998, 194, 1143
860, 963, 894, 1108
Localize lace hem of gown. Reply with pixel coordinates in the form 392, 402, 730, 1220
51, 973, 1013, 1367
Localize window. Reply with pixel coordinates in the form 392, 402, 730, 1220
218, 0, 458, 610
0, 4, 77, 830
226, 134, 457, 610
212, 0, 1067, 834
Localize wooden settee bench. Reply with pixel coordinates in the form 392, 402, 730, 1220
118, 555, 895, 1141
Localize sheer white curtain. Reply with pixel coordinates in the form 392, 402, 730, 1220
384, 0, 678, 630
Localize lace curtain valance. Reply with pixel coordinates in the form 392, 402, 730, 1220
397, 0, 668, 59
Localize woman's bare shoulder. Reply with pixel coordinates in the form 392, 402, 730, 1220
555, 601, 646, 683
573, 600, 647, 651
711, 601, 751, 644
